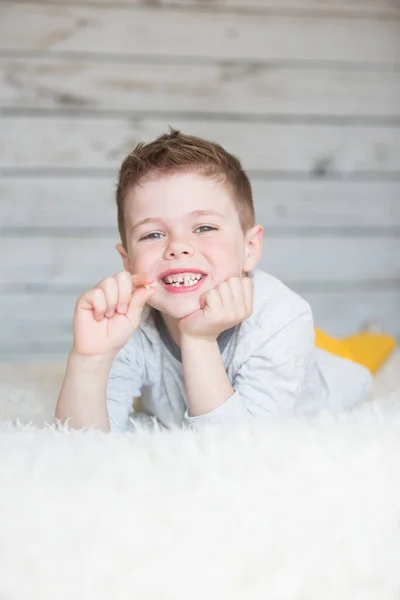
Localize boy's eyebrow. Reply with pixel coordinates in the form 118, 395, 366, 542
189, 210, 227, 219
131, 217, 161, 233
131, 210, 226, 233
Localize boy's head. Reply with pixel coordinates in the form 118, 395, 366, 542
116, 129, 263, 319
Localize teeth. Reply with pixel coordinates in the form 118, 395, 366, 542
163, 272, 203, 286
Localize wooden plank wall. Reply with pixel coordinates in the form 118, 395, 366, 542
1, 0, 399, 361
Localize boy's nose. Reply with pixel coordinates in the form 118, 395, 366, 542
163, 238, 195, 259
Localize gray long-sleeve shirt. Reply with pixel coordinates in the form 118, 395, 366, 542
106, 269, 372, 431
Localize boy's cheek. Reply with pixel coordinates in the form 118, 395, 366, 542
128, 249, 154, 277
202, 240, 243, 266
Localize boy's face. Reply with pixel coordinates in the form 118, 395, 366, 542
117, 172, 263, 320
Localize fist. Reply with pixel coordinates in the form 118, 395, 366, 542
178, 277, 253, 341
72, 271, 155, 358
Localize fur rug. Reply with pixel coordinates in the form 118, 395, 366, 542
1, 357, 400, 600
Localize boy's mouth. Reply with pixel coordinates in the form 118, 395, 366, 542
158, 270, 207, 293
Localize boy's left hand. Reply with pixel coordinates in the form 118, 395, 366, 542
179, 276, 253, 341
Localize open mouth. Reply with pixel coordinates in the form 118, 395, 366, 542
161, 272, 206, 288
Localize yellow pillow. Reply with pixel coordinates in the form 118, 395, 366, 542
315, 327, 397, 375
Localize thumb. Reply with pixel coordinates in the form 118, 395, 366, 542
126, 286, 155, 325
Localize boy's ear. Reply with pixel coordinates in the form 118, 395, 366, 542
243, 225, 263, 272
116, 243, 132, 272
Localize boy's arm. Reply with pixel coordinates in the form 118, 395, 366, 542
182, 310, 314, 426
180, 337, 234, 418
179, 277, 315, 426
179, 277, 252, 420
55, 352, 112, 431
55, 271, 153, 432
56, 341, 144, 432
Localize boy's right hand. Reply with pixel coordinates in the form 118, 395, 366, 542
72, 272, 155, 359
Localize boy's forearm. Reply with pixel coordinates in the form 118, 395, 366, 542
180, 337, 234, 417
55, 352, 113, 431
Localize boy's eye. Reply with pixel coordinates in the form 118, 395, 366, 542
140, 232, 164, 241
139, 226, 217, 240
195, 225, 217, 233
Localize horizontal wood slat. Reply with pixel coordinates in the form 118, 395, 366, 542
2, 57, 400, 117
13, 0, 400, 16
2, 117, 400, 174
2, 4, 400, 64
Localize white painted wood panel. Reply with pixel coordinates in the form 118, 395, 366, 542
1, 236, 399, 287
2, 290, 399, 356
301, 291, 400, 337
251, 181, 400, 228
1, 0, 399, 363
15, 0, 400, 16
2, 117, 399, 173
2, 57, 400, 117
1, 178, 400, 229
2, 4, 399, 64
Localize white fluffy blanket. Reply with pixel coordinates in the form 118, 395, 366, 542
1, 357, 400, 600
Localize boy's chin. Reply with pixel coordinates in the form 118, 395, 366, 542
149, 295, 200, 320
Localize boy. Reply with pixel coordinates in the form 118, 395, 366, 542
56, 129, 374, 432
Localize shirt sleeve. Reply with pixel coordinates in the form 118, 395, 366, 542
106, 336, 145, 432
184, 310, 314, 428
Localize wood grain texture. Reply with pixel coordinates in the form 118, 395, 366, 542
302, 291, 400, 337
2, 117, 400, 173
2, 290, 399, 355
2, 3, 400, 64
2, 56, 400, 117
1, 236, 399, 287
13, 0, 400, 16
1, 178, 400, 229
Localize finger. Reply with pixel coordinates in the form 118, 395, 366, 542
242, 277, 253, 316
97, 277, 119, 318
202, 288, 222, 312
126, 286, 156, 325
79, 288, 107, 321
227, 277, 246, 317
217, 280, 235, 307
114, 271, 134, 314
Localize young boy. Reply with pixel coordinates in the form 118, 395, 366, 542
56, 129, 374, 432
